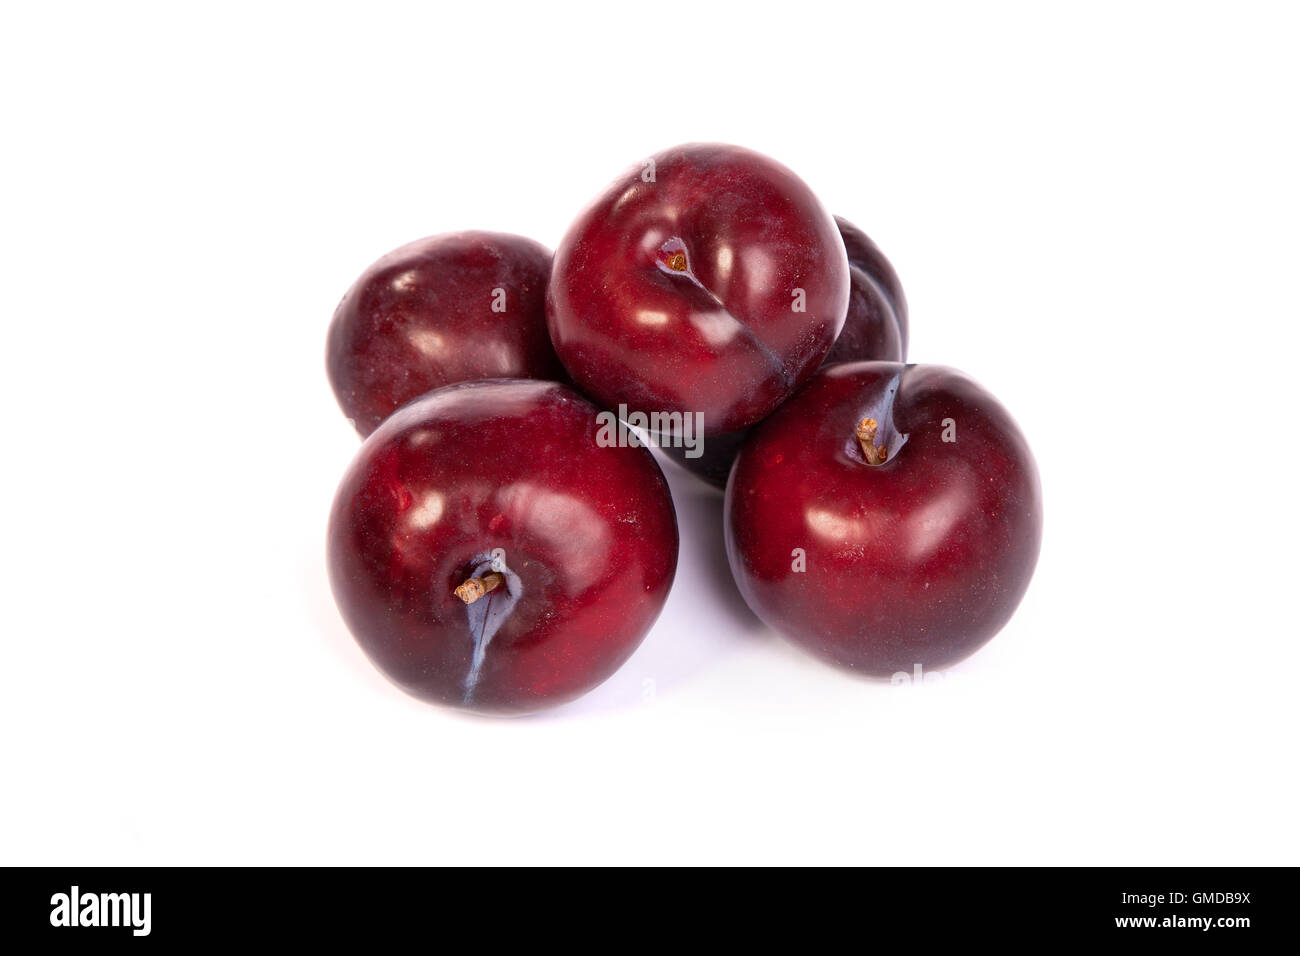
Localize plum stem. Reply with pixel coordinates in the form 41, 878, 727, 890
856, 417, 888, 465
455, 571, 504, 604
666, 251, 688, 271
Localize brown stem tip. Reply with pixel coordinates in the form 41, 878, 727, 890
455, 571, 504, 604
855, 417, 888, 465
666, 251, 688, 271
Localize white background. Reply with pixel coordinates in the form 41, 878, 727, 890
2, 1, 1297, 865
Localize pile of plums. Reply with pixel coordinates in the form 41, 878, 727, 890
326, 143, 1042, 716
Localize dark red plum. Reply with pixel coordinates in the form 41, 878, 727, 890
724, 362, 1041, 676
827, 216, 908, 362
328, 379, 678, 715
327, 231, 564, 437
546, 143, 849, 436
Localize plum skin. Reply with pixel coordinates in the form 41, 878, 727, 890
327, 231, 565, 437
327, 379, 679, 715
546, 142, 849, 436
724, 362, 1042, 676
